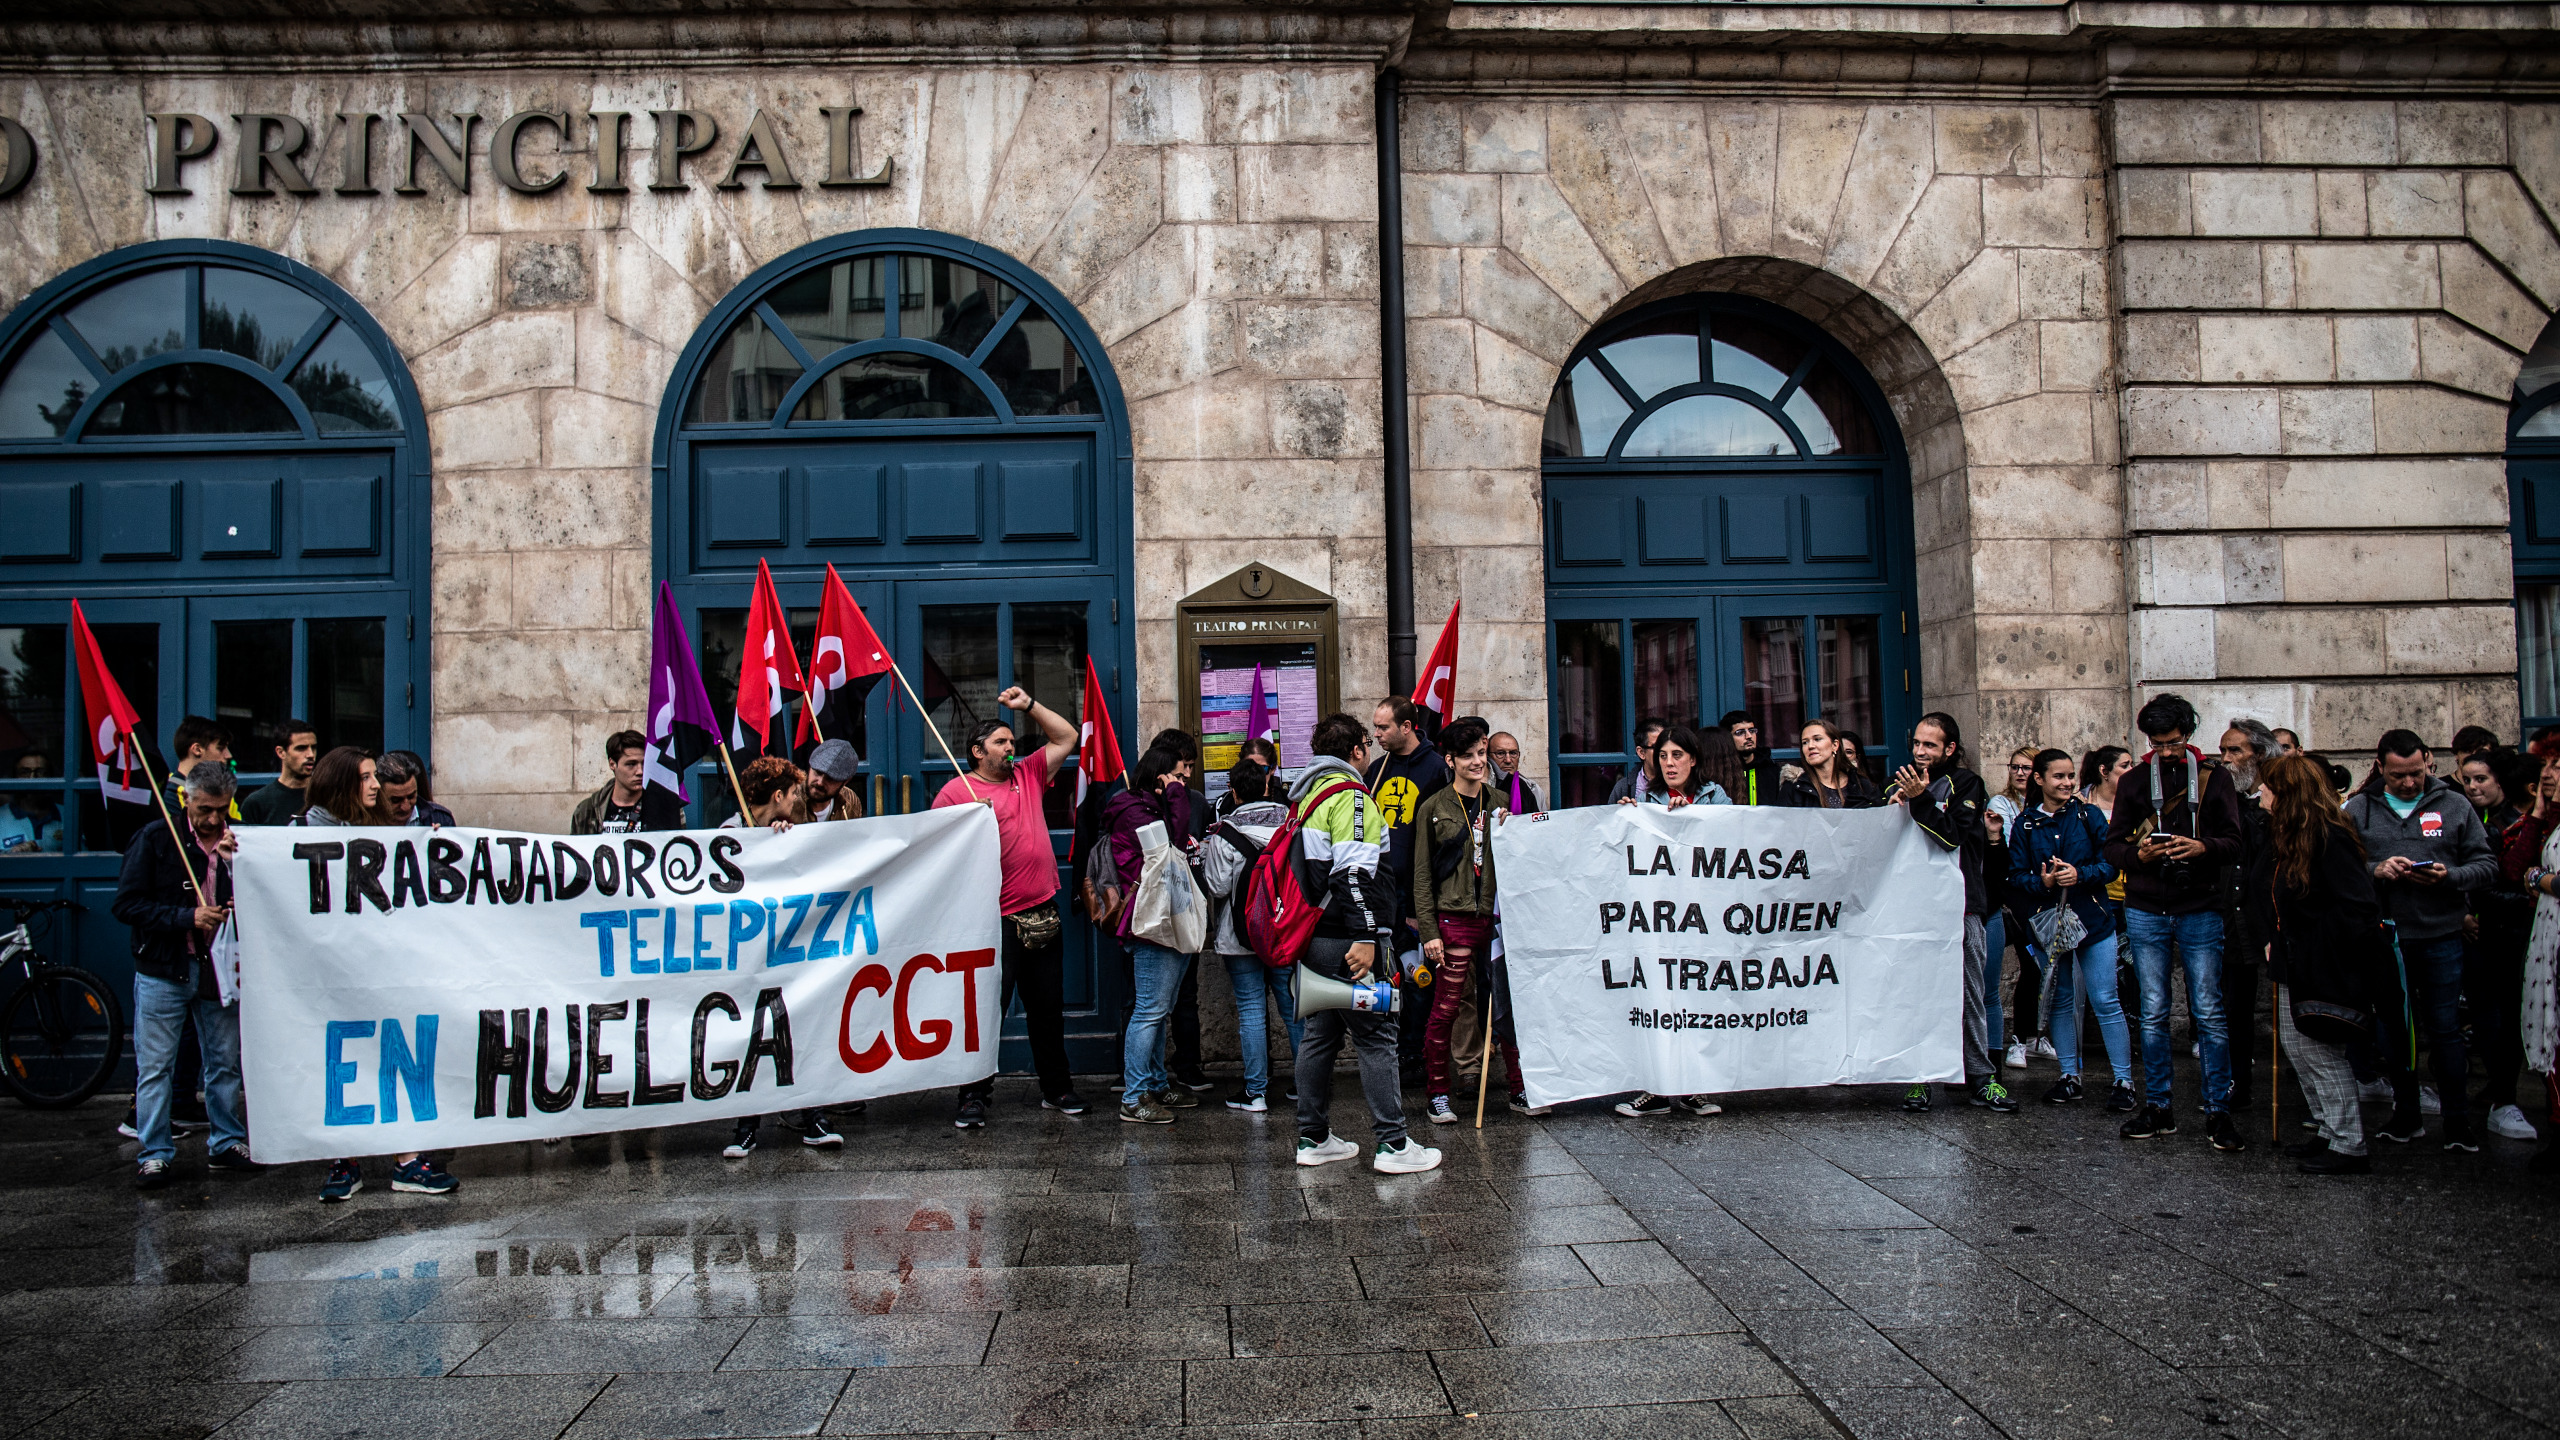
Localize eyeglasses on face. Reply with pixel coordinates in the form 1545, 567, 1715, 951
2008, 762, 2035, 772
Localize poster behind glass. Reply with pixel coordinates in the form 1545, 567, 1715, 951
1198, 642, 1319, 798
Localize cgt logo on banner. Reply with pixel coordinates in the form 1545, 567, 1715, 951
1492, 804, 1963, 1108
231, 807, 1001, 1164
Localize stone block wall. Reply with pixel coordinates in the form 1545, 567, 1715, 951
1396, 95, 2128, 771
0, 64, 1388, 829
2114, 98, 2555, 751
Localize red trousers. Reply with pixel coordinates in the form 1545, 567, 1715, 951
1423, 914, 1521, 1097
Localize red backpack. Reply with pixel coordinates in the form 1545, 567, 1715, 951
1243, 779, 1364, 970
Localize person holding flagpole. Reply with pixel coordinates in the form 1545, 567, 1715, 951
934, 682, 1084, 1126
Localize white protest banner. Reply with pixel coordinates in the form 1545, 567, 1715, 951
232, 807, 1001, 1163
1492, 804, 1963, 1107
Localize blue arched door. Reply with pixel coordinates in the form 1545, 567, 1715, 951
1542, 295, 1919, 803
0, 241, 430, 1007
655, 230, 1136, 1075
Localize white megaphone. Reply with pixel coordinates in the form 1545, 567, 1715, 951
1294, 964, 1399, 1016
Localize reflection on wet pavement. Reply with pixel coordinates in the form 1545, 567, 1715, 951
5, 1072, 2558, 1439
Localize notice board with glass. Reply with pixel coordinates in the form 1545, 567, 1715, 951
1176, 563, 1339, 798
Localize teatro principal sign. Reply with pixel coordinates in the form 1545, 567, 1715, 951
0, 103, 894, 201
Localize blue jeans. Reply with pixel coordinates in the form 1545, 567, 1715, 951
2047, 930, 2134, 1087
2123, 908, 2231, 1112
1222, 950, 1301, 1099
1982, 912, 2007, 1052
133, 972, 245, 1165
1121, 941, 1192, 1099
2391, 932, 2468, 1124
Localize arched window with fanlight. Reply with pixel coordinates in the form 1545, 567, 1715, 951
2509, 317, 2560, 734
0, 240, 428, 986
1542, 294, 1916, 806
655, 228, 1133, 1072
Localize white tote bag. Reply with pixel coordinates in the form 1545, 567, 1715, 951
1128, 819, 1207, 954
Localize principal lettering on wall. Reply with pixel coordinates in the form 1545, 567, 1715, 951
0, 103, 893, 200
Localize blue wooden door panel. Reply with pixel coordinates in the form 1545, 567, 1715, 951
0, 451, 398, 585
687, 435, 1096, 574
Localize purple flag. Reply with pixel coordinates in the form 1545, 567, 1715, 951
642, 582, 724, 830
1246, 662, 1275, 748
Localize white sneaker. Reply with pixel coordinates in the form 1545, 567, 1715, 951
2003, 1041, 2029, 1070
2488, 1104, 2539, 1141
2029, 1038, 2057, 1060
2419, 1085, 2442, 1116
1295, 1133, 1359, 1167
1373, 1137, 1444, 1174
2359, 1077, 2394, 1104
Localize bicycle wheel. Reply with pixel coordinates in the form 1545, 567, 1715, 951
1, 967, 125, 1108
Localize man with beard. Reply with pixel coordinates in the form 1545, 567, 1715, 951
1721, 711, 1784, 806
932, 687, 1083, 1126
114, 761, 260, 1187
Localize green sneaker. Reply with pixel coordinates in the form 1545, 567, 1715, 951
1901, 1085, 1931, 1112
1968, 1079, 2019, 1113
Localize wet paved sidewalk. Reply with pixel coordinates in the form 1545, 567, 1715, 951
3, 1065, 2556, 1440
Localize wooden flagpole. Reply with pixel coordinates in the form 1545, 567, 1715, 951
885, 658, 983, 803
716, 743, 756, 823
1474, 965, 1496, 1129
134, 746, 207, 906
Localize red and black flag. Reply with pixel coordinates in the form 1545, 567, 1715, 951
731, 558, 806, 758
795, 564, 891, 756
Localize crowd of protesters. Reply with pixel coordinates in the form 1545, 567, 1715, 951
95, 685, 2560, 1191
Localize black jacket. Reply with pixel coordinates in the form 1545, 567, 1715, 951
1777, 766, 1884, 810
2245, 822, 2379, 992
2103, 747, 2245, 916
111, 823, 230, 998
1907, 763, 1993, 917
1733, 756, 1784, 807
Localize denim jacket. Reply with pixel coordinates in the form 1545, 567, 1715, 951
2008, 797, 2118, 941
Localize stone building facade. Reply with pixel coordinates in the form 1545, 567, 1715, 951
0, 0, 2553, 837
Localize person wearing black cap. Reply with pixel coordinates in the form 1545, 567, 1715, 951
805, 738, 865, 820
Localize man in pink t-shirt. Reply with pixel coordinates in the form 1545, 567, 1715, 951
933, 684, 1082, 1126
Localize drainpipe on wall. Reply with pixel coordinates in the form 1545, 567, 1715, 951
1376, 67, 1415, 697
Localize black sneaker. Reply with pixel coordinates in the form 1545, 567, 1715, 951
800, 1114, 843, 1148
2043, 1075, 2084, 1105
955, 1096, 988, 1130
206, 1142, 264, 1172
2120, 1104, 2173, 1140
2441, 1118, 2481, 1154
1508, 1092, 1553, 1116
1043, 1091, 1090, 1115
1175, 1073, 1216, 1094
1969, 1080, 2020, 1113
2298, 1148, 2371, 1175
318, 1159, 364, 1201
2375, 1109, 2424, 1144
2105, 1082, 2139, 1113
134, 1157, 172, 1190
1224, 1089, 1267, 1113
1901, 1085, 1931, 1113
721, 1124, 758, 1160
2206, 1112, 2247, 1153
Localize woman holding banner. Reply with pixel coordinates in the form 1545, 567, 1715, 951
1778, 720, 1881, 809
1613, 724, 1730, 1119
294, 748, 459, 1200
2009, 749, 2136, 1111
